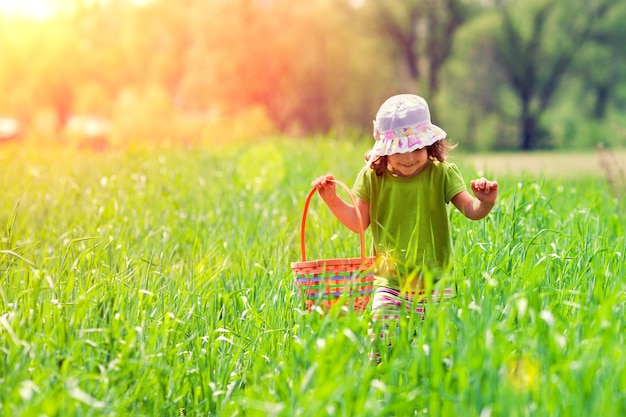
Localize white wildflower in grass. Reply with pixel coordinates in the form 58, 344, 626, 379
469, 301, 481, 313
515, 297, 528, 318
539, 309, 556, 327
554, 334, 567, 350
370, 379, 388, 393
316, 338, 326, 350
343, 328, 358, 344
482, 271, 497, 287
480, 407, 492, 417
18, 380, 39, 401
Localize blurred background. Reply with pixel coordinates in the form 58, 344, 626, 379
1, 0, 625, 151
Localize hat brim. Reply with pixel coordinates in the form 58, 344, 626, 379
370, 124, 446, 157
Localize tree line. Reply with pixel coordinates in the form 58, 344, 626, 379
1, 0, 625, 150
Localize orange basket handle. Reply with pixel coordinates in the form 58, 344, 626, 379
299, 179, 367, 262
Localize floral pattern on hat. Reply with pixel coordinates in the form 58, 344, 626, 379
370, 94, 446, 157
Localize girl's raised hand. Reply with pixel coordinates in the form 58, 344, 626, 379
312, 174, 337, 202
470, 178, 498, 204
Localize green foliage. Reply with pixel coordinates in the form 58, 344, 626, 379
438, 0, 626, 150
1, 139, 625, 416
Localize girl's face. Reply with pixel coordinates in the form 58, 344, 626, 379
387, 148, 429, 177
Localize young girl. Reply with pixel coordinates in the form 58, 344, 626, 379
312, 94, 498, 361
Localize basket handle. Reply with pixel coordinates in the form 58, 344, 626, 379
299, 179, 367, 262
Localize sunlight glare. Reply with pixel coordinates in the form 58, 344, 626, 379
0, 0, 57, 19
0, 0, 153, 19
350, 0, 364, 8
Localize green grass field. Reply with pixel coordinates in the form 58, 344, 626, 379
1, 139, 625, 416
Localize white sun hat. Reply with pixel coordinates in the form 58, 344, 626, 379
371, 94, 447, 157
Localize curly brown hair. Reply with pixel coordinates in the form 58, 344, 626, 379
367, 139, 457, 176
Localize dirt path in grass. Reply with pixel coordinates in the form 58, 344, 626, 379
457, 149, 626, 179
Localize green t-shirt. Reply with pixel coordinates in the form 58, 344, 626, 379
352, 160, 466, 289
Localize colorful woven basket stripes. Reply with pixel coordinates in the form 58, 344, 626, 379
295, 271, 374, 297
291, 179, 376, 312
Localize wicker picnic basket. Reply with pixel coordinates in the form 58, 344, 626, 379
291, 179, 376, 312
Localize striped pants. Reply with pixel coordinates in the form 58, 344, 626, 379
369, 286, 453, 363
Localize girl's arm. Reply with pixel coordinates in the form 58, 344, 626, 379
312, 175, 370, 233
452, 178, 498, 220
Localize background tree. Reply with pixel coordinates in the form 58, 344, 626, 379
360, 0, 468, 99
577, 2, 626, 121
492, 0, 619, 150
437, 10, 510, 151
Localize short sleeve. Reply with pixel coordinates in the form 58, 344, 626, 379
351, 166, 371, 203
444, 163, 467, 203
